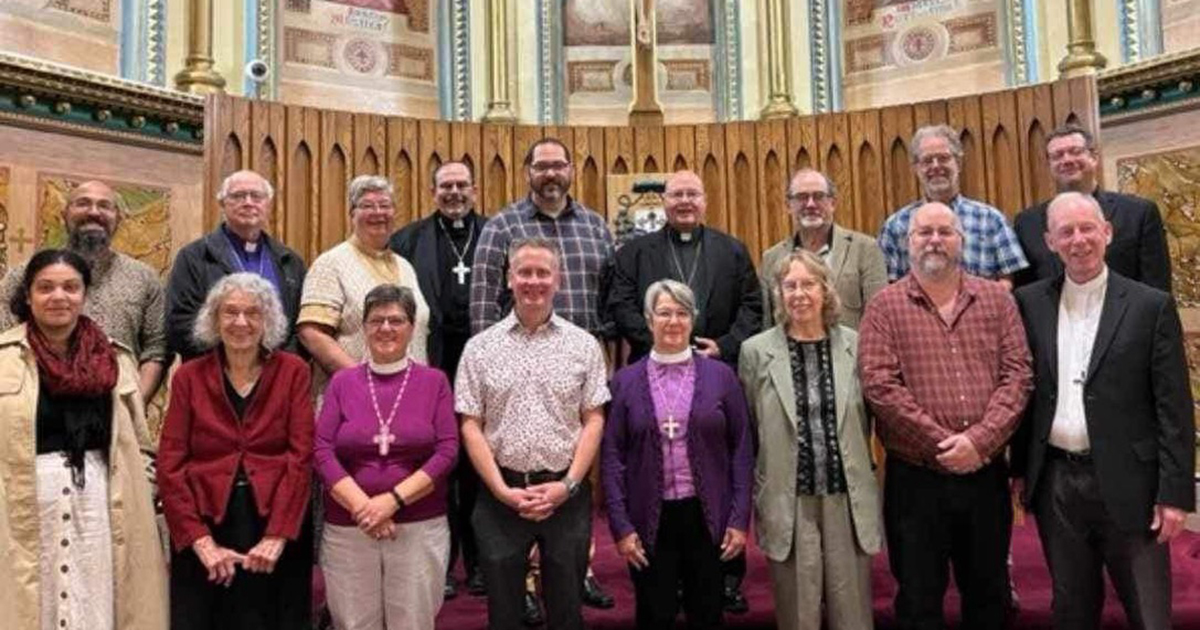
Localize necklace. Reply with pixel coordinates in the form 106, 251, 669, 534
668, 235, 703, 289
224, 231, 267, 276
648, 358, 693, 441
437, 216, 476, 285
365, 362, 413, 456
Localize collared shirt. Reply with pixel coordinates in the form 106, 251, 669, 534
877, 195, 1029, 281
858, 273, 1033, 470
648, 350, 696, 499
220, 223, 282, 298
455, 311, 611, 472
1050, 267, 1108, 452
469, 196, 614, 336
792, 229, 833, 266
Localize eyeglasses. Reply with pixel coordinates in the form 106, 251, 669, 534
68, 198, 117, 212
916, 153, 956, 168
529, 161, 570, 173
356, 202, 395, 213
1048, 145, 1092, 161
786, 191, 831, 205
225, 190, 268, 203
366, 316, 410, 330
911, 226, 959, 240
651, 309, 692, 321
436, 181, 474, 191
664, 190, 704, 201
781, 279, 822, 294
219, 306, 263, 322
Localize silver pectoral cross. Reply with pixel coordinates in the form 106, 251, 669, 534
452, 260, 470, 284
374, 426, 396, 456
662, 416, 680, 440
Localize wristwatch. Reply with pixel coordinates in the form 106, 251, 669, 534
562, 475, 581, 498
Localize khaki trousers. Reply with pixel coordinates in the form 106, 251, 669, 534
768, 493, 873, 630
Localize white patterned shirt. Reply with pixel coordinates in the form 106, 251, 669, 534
455, 311, 611, 472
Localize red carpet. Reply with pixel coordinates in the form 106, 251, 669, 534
433, 514, 1200, 629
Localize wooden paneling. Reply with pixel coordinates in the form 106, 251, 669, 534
203, 77, 1097, 260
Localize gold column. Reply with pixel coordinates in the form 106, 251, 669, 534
628, 0, 664, 127
759, 0, 797, 119
1058, 0, 1108, 78
174, 0, 226, 93
482, 0, 517, 123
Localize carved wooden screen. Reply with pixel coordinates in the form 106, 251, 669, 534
204, 76, 1097, 264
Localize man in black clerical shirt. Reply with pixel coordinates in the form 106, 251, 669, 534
606, 169, 762, 613
1013, 125, 1172, 290
390, 160, 488, 599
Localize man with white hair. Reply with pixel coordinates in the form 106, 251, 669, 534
166, 170, 307, 362
1013, 192, 1192, 630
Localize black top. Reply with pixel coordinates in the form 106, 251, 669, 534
435, 215, 474, 338
35, 386, 112, 487
223, 372, 258, 419
787, 337, 846, 496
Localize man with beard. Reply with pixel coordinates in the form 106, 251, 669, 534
470, 138, 617, 622
389, 161, 488, 599
1013, 126, 1171, 291
0, 180, 166, 442
859, 202, 1033, 630
607, 169, 761, 613
760, 168, 886, 330
1012, 192, 1192, 630
166, 170, 307, 362
877, 125, 1028, 287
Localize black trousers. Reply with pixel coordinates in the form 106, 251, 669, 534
473, 479, 592, 630
170, 482, 313, 630
1034, 452, 1172, 630
446, 448, 482, 578
884, 457, 1011, 630
631, 498, 724, 630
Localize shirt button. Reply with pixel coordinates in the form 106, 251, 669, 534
60, 565, 68, 574
60, 539, 69, 548
61, 513, 70, 522
61, 487, 70, 496
60, 592, 67, 600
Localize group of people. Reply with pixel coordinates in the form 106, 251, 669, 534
0, 123, 1190, 630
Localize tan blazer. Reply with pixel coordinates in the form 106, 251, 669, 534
0, 325, 168, 630
760, 224, 887, 330
738, 324, 882, 562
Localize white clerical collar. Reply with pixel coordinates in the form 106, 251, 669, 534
1064, 266, 1108, 296
369, 357, 410, 375
650, 348, 693, 364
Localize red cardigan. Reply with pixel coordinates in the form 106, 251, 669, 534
157, 350, 314, 551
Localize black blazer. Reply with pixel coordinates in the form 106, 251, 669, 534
389, 211, 487, 370
1012, 271, 1194, 532
607, 226, 762, 365
1013, 190, 1172, 291
166, 226, 307, 362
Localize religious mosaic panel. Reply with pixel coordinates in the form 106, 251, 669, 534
563, 0, 718, 125
608, 173, 667, 246
279, 0, 439, 117
0, 0, 121, 75
35, 173, 174, 275
840, 0, 1007, 109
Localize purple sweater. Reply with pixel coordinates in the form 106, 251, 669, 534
314, 363, 458, 525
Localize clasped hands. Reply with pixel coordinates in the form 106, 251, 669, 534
936, 433, 984, 474
355, 492, 402, 540
192, 534, 286, 587
500, 481, 570, 522
616, 527, 746, 571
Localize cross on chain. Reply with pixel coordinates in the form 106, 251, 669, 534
452, 260, 470, 284
374, 425, 396, 456
662, 416, 681, 440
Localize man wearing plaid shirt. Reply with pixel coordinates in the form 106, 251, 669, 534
469, 138, 615, 337
860, 202, 1033, 630
877, 124, 1029, 288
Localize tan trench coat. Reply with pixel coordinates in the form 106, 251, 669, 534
0, 324, 167, 629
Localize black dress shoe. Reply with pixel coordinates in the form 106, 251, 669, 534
444, 575, 458, 600
581, 575, 615, 609
522, 591, 544, 627
466, 570, 487, 596
723, 583, 749, 615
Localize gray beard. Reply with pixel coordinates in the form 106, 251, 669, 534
68, 229, 112, 264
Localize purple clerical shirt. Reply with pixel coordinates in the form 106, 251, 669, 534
314, 362, 458, 526
648, 357, 697, 499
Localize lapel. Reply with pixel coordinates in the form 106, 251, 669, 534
413, 216, 442, 305
763, 326, 799, 429
1036, 206, 1065, 278
203, 227, 236, 275
827, 225, 851, 287
1086, 273, 1128, 383
829, 326, 852, 432
1041, 279, 1062, 384
693, 228, 717, 330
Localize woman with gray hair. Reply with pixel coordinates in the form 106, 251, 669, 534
297, 175, 431, 395
601, 279, 753, 629
738, 250, 881, 630
314, 284, 458, 629
158, 272, 315, 629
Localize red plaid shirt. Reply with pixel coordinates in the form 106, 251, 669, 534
858, 273, 1032, 471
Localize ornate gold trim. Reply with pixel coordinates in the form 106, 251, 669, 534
1098, 48, 1200, 97
0, 52, 204, 123
0, 109, 203, 154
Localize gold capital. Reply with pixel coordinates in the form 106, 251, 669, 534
1058, 0, 1108, 78
174, 0, 226, 94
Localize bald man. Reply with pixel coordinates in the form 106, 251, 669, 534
606, 170, 762, 612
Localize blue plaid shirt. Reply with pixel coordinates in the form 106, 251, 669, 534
470, 196, 615, 336
877, 196, 1028, 281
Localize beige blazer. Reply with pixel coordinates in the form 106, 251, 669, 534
738, 324, 882, 562
760, 224, 887, 330
0, 325, 168, 630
